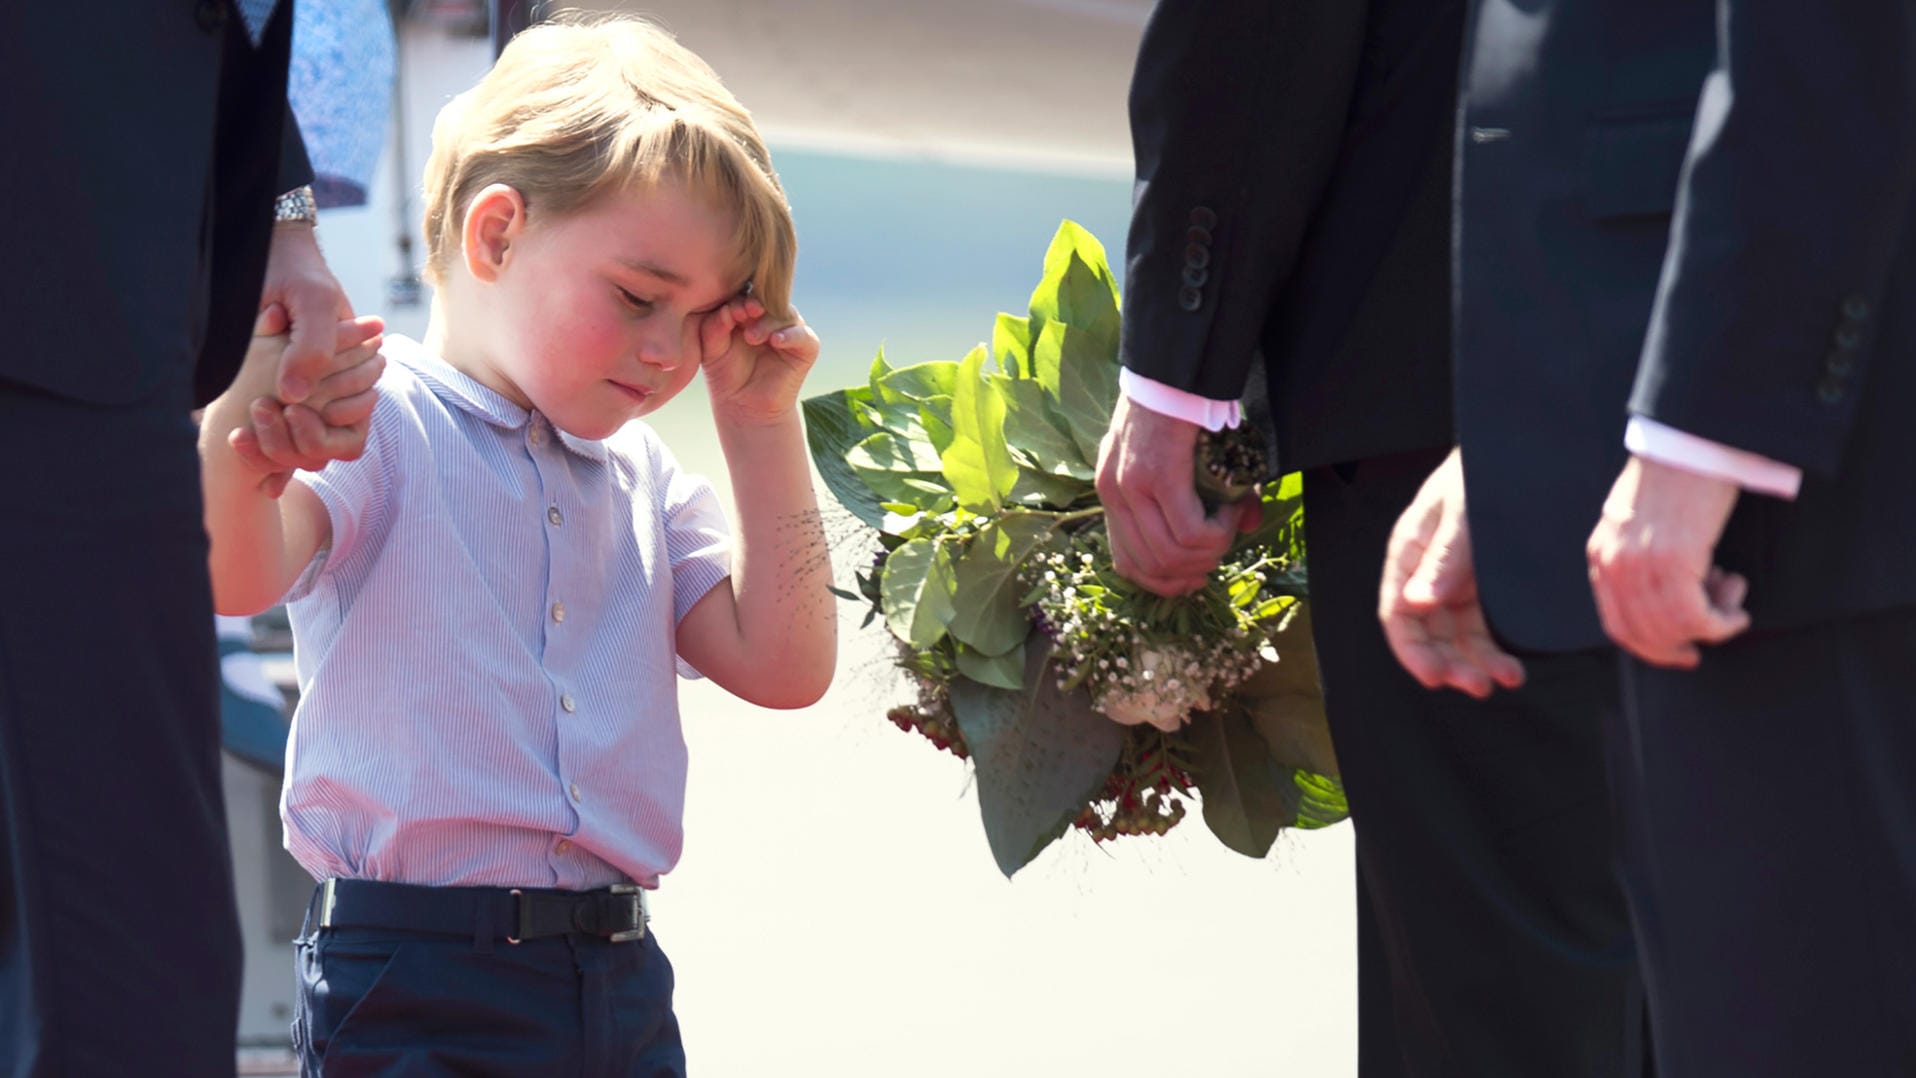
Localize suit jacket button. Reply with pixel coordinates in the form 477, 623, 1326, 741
1189, 206, 1218, 231
1186, 225, 1213, 247
1178, 285, 1203, 312
195, 0, 227, 31
1816, 375, 1847, 405
1834, 324, 1863, 349
1842, 295, 1871, 321
1825, 350, 1856, 377
1182, 265, 1208, 288
1184, 243, 1211, 269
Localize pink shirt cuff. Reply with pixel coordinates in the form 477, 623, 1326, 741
1624, 416, 1803, 500
1118, 369, 1241, 432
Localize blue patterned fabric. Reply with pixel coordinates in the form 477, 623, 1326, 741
289, 0, 397, 208
233, 0, 278, 44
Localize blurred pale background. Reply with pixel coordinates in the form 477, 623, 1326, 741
230, 8, 1358, 1074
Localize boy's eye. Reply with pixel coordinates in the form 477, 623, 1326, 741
617, 288, 654, 312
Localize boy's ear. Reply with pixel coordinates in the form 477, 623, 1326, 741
462, 184, 529, 284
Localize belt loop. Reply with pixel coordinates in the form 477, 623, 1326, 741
318, 878, 338, 930
473, 895, 495, 955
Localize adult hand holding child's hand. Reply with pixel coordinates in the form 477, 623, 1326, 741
697, 296, 820, 426
228, 304, 385, 497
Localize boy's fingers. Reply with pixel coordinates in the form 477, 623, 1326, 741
309, 346, 385, 410
700, 305, 739, 360
318, 387, 380, 429
282, 404, 333, 461
249, 398, 298, 467
336, 315, 383, 354
771, 323, 820, 364
227, 425, 276, 476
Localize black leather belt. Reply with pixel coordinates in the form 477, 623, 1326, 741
316, 877, 649, 943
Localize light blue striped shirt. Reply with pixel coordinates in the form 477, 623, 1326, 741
280, 335, 731, 890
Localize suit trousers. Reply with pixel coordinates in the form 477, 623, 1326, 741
1305, 449, 1649, 1077
0, 382, 241, 1076
1615, 606, 1916, 1076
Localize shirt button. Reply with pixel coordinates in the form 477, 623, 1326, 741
556, 839, 573, 854
560, 693, 576, 713
528, 425, 546, 447
551, 601, 566, 624
548, 506, 564, 527
569, 783, 582, 802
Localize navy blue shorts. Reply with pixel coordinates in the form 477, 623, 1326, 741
293, 888, 686, 1076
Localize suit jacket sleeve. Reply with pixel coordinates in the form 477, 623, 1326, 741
279, 105, 314, 196
1629, 2, 1916, 476
1118, 0, 1370, 400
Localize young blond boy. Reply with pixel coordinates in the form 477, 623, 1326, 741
199, 18, 835, 1074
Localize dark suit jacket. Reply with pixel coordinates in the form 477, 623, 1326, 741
1120, 0, 1462, 475
3, 0, 311, 409
1455, 0, 1916, 650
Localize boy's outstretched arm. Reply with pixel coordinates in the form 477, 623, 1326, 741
676, 300, 837, 709
198, 307, 383, 616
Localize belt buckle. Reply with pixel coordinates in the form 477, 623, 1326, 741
606, 883, 648, 943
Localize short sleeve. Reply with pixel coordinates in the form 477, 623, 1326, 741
280, 393, 399, 604
657, 446, 732, 626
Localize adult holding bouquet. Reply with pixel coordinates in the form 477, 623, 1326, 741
0, 3, 377, 1073
1102, 0, 1646, 1074
1386, 1, 1916, 1071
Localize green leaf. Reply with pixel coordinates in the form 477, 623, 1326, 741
1008, 468, 1092, 509
1188, 704, 1300, 858
1028, 221, 1121, 356
919, 395, 957, 455
867, 346, 893, 395
1045, 321, 1122, 463
801, 388, 886, 528
847, 431, 950, 511
956, 646, 1025, 690
940, 345, 1019, 512
950, 638, 1125, 877
1235, 604, 1337, 777
994, 313, 1036, 381
877, 360, 960, 404
881, 537, 957, 649
996, 376, 1091, 479
947, 514, 1057, 656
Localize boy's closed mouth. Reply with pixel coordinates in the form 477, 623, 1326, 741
609, 380, 656, 403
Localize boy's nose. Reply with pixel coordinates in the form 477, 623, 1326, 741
638, 338, 685, 371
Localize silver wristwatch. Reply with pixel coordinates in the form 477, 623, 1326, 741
273, 184, 318, 225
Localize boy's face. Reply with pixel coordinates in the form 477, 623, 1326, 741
486, 179, 743, 440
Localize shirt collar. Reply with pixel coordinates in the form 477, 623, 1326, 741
386, 335, 608, 463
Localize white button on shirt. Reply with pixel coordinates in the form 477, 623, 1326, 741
280, 336, 732, 891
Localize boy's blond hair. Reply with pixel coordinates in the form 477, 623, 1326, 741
421, 15, 796, 318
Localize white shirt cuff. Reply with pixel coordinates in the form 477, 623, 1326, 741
1624, 416, 1803, 500
1118, 369, 1241, 432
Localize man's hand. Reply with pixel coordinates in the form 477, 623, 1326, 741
1378, 448, 1526, 697
1586, 454, 1749, 668
232, 224, 384, 483
1095, 394, 1257, 597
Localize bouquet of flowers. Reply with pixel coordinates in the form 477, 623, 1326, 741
804, 222, 1347, 876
